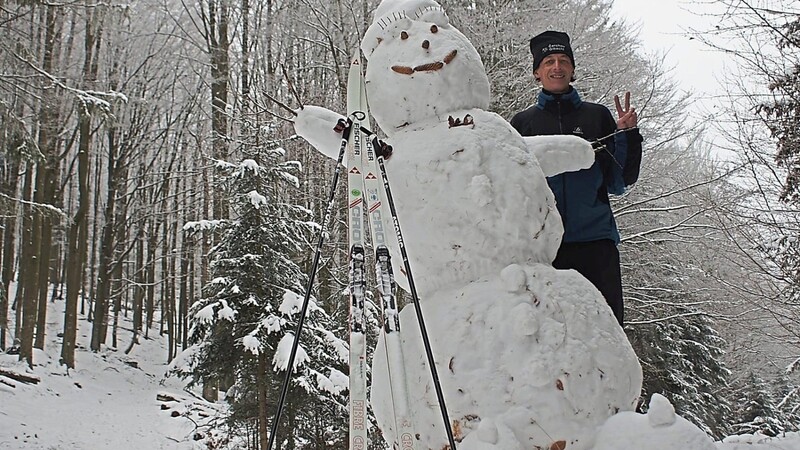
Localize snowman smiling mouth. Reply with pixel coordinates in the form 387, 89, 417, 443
391, 49, 458, 74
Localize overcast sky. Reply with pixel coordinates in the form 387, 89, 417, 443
610, 0, 730, 108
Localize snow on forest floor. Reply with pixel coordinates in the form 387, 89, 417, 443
4, 298, 800, 449
0, 298, 217, 449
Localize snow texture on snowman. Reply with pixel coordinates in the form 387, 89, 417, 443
293, 0, 644, 448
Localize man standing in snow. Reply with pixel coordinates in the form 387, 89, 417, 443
511, 30, 643, 326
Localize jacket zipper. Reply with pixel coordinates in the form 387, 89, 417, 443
557, 99, 568, 238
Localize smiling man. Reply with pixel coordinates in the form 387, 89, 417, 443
510, 30, 643, 327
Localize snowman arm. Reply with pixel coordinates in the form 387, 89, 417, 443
522, 135, 594, 177
293, 105, 349, 164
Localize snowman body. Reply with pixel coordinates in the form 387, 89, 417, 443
374, 109, 563, 295
371, 263, 642, 450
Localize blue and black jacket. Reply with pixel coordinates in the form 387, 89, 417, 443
510, 87, 642, 244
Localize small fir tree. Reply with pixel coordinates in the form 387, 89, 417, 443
731, 372, 787, 437
628, 300, 734, 439
175, 137, 348, 448
775, 373, 800, 432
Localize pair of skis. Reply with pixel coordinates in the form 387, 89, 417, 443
344, 53, 417, 450
346, 52, 457, 450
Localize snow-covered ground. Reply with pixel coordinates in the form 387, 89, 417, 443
0, 297, 217, 450
3, 296, 800, 449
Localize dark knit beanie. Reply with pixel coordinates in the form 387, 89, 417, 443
529, 31, 575, 71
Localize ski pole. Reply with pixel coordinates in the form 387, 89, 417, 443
267, 119, 353, 450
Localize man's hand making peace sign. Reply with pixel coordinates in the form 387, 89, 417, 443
615, 91, 638, 130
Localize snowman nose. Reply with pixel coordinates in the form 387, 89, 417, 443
422, 40, 430, 49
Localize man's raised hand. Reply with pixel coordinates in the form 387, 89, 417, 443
615, 91, 638, 130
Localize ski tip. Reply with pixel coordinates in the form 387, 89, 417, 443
350, 48, 362, 66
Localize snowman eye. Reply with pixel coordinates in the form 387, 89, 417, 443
431, 25, 438, 33
401, 31, 409, 40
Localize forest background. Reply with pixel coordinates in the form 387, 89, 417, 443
1, 0, 800, 448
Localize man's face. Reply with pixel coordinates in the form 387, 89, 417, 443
534, 53, 573, 93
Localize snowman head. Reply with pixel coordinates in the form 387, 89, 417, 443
361, 0, 491, 135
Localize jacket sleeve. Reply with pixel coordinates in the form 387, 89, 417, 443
598, 108, 627, 195
607, 133, 627, 195
622, 129, 643, 186
602, 109, 643, 194
510, 111, 527, 136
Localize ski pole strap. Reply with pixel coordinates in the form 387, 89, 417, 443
591, 126, 638, 153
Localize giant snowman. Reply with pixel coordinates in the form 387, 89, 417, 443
293, 0, 643, 448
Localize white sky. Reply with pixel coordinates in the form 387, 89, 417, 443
610, 0, 730, 112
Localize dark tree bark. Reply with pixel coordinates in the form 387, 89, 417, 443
0, 156, 21, 350
90, 130, 119, 352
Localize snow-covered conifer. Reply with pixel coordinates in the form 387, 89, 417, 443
176, 132, 348, 447
731, 372, 787, 437
628, 302, 734, 439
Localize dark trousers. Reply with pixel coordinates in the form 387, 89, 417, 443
552, 239, 624, 326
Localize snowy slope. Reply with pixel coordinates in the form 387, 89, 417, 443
0, 298, 217, 450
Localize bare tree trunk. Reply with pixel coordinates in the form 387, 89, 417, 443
184, 241, 193, 351
125, 231, 145, 355
90, 130, 119, 352
258, 352, 268, 450
201, 163, 210, 289
0, 157, 21, 350
62, 9, 96, 359
111, 267, 121, 349
178, 234, 188, 351
161, 220, 173, 359
86, 146, 103, 318
133, 229, 145, 336
34, 163, 57, 351
62, 117, 90, 366
18, 163, 41, 367
110, 160, 128, 350
204, 25, 225, 393
144, 219, 156, 337
209, 0, 230, 222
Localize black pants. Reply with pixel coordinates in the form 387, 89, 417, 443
552, 239, 624, 326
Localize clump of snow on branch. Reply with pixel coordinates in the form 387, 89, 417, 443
194, 300, 237, 324
262, 315, 283, 335
279, 289, 322, 317
242, 333, 261, 355
319, 329, 349, 362
314, 368, 348, 395
246, 190, 268, 209
183, 219, 226, 232
217, 299, 235, 320
195, 304, 216, 324
273, 333, 309, 372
